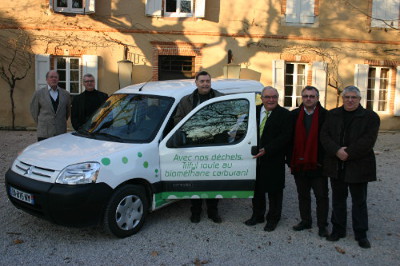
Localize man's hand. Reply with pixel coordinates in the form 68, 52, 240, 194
253, 148, 265, 158
336, 147, 349, 161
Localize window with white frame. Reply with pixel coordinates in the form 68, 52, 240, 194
52, 0, 95, 14
285, 0, 315, 24
367, 67, 390, 112
273, 60, 327, 108
284, 63, 307, 108
35, 54, 98, 93
371, 0, 400, 28
165, 0, 193, 17
146, 0, 205, 18
55, 57, 81, 95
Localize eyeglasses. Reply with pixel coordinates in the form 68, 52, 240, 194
343, 96, 360, 100
84, 80, 95, 83
261, 95, 278, 100
302, 95, 316, 99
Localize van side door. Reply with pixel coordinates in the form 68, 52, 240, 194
158, 93, 257, 200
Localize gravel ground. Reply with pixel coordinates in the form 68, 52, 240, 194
0, 130, 399, 265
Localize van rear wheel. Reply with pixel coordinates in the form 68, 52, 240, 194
104, 185, 148, 238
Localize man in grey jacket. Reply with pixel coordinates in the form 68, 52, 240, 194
30, 70, 71, 141
174, 71, 223, 224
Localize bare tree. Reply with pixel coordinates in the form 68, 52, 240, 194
343, 0, 400, 31
282, 45, 345, 107
0, 29, 33, 129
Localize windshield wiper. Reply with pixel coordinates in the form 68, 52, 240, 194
73, 129, 93, 137
91, 132, 123, 142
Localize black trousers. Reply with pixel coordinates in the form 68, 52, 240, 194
294, 173, 329, 228
251, 188, 283, 223
191, 199, 219, 216
330, 178, 369, 240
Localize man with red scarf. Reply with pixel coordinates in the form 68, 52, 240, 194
289, 86, 329, 237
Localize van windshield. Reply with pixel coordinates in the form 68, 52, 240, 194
77, 94, 174, 143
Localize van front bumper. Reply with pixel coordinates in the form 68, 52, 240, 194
5, 169, 113, 227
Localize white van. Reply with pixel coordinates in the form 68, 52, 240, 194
5, 79, 263, 237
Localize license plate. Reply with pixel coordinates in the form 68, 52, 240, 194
9, 186, 35, 205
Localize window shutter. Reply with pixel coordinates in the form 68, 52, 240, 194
311, 61, 327, 106
300, 0, 315, 24
82, 55, 98, 90
273, 59, 285, 106
49, 0, 54, 10
84, 0, 95, 14
195, 0, 206, 18
387, 0, 400, 28
372, 0, 388, 27
145, 0, 162, 17
354, 64, 369, 107
395, 66, 400, 116
286, 0, 299, 23
35, 54, 50, 90
372, 0, 399, 28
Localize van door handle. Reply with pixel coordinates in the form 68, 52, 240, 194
251, 146, 259, 156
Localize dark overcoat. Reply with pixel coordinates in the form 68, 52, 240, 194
256, 104, 292, 193
320, 105, 380, 183
71, 90, 108, 130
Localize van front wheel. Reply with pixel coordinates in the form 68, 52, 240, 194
104, 185, 148, 238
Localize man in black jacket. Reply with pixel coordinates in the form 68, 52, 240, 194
244, 86, 292, 232
289, 86, 329, 237
71, 73, 108, 130
174, 71, 223, 224
321, 85, 380, 249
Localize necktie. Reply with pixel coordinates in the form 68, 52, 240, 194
259, 111, 269, 135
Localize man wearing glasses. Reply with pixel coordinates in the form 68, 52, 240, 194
244, 86, 292, 232
288, 86, 329, 238
320, 86, 380, 248
71, 73, 108, 130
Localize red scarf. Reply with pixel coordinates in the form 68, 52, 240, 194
290, 105, 319, 173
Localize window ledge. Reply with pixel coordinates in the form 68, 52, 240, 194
281, 17, 319, 28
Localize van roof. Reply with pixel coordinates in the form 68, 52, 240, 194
115, 79, 264, 99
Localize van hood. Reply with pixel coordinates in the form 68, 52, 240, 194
17, 133, 137, 171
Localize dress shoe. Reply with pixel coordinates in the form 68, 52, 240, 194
358, 238, 371, 249
190, 214, 201, 223
244, 216, 264, 226
318, 227, 329, 237
326, 232, 346, 241
208, 213, 222, 223
264, 221, 278, 232
292, 221, 312, 231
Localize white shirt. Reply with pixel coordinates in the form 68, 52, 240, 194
259, 106, 271, 126
48, 86, 59, 101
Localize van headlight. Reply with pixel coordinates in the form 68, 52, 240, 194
56, 162, 100, 184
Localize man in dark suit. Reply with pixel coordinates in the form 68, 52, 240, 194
320, 85, 380, 249
244, 86, 292, 231
30, 70, 71, 141
71, 73, 108, 130
288, 86, 329, 237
